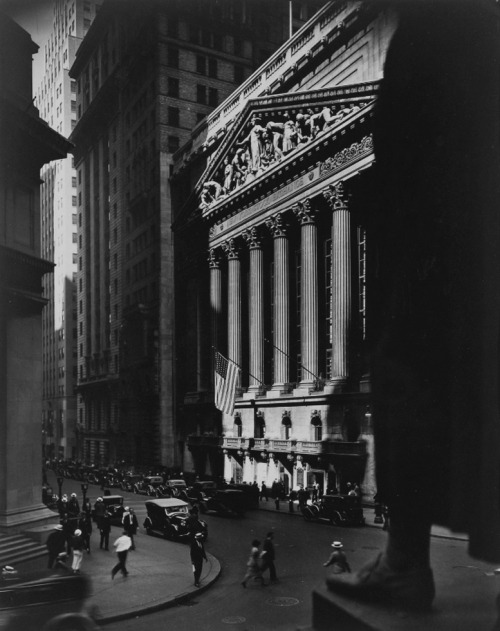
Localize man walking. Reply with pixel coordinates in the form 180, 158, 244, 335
111, 530, 132, 579
261, 531, 278, 582
99, 510, 111, 550
46, 524, 66, 569
190, 532, 207, 587
122, 507, 138, 550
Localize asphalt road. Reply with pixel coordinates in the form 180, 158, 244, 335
50, 475, 483, 631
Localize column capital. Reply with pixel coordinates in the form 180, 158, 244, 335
242, 226, 262, 249
222, 238, 240, 260
208, 247, 222, 268
265, 213, 288, 238
293, 199, 318, 225
323, 182, 347, 211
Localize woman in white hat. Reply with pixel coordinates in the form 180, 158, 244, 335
71, 528, 84, 574
323, 541, 351, 574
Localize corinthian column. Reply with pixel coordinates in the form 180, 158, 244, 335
222, 238, 241, 390
242, 227, 264, 393
265, 213, 289, 392
293, 199, 318, 390
324, 183, 350, 391
209, 248, 222, 389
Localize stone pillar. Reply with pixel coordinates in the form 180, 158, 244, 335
222, 238, 242, 390
293, 199, 318, 390
242, 227, 265, 393
324, 183, 351, 391
265, 213, 290, 392
209, 248, 223, 389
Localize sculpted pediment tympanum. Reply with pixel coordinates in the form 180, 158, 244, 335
198, 82, 379, 215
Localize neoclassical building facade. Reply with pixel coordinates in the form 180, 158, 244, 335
173, 1, 397, 496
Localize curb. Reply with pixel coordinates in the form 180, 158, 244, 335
95, 553, 222, 625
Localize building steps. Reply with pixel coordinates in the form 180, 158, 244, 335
0, 533, 46, 568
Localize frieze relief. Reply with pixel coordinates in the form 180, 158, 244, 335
199, 101, 368, 212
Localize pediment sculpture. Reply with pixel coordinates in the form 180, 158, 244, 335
199, 101, 367, 211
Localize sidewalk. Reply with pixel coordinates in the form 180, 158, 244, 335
257, 498, 468, 541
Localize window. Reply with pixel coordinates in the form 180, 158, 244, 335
72, 195, 77, 206
168, 77, 179, 98
167, 18, 178, 38
196, 55, 206, 74
234, 65, 244, 83
208, 58, 217, 78
168, 106, 179, 127
167, 47, 178, 68
311, 417, 322, 441
282, 416, 292, 440
234, 416, 242, 438
208, 88, 218, 107
167, 136, 179, 153
196, 85, 206, 104
189, 24, 198, 43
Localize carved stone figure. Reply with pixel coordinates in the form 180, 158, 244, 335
237, 115, 267, 171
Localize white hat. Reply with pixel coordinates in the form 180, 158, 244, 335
54, 524, 63, 531
62, 494, 68, 501
2, 566, 16, 573
74, 529, 82, 536
97, 497, 103, 502
331, 541, 343, 548
194, 532, 204, 539
71, 493, 77, 498
125, 506, 130, 511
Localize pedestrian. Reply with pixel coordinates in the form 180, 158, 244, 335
190, 532, 207, 587
241, 539, 265, 587
70, 528, 84, 574
67, 492, 80, 517
111, 531, 132, 579
312, 482, 319, 502
93, 496, 105, 527
260, 481, 268, 502
260, 532, 277, 582
78, 511, 92, 553
186, 506, 204, 540
326, 2, 500, 618
323, 541, 351, 574
122, 507, 138, 550
46, 523, 67, 569
99, 510, 111, 550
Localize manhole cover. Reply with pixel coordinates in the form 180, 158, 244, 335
267, 597, 299, 607
222, 616, 246, 624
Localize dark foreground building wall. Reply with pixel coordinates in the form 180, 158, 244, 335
0, 12, 71, 531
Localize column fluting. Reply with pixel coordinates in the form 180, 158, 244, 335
222, 238, 241, 390
243, 227, 264, 393
209, 248, 222, 389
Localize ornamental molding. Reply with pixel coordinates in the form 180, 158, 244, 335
320, 134, 373, 178
208, 248, 221, 268
323, 182, 347, 210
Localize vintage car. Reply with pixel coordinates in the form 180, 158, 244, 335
144, 498, 208, 541
301, 494, 365, 527
120, 474, 143, 492
91, 494, 125, 526
186, 480, 218, 503
199, 489, 246, 517
165, 479, 188, 497
0, 567, 97, 631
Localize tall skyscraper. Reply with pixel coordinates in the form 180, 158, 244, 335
35, 0, 102, 460
69, 0, 322, 468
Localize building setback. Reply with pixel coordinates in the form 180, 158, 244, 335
0, 12, 71, 531
69, 0, 321, 468
172, 1, 398, 496
37, 0, 102, 462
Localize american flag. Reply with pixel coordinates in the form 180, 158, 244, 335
214, 351, 240, 415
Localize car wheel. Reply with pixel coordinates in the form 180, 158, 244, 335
45, 613, 98, 631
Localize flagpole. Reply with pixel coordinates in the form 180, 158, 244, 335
212, 347, 266, 387
264, 337, 323, 383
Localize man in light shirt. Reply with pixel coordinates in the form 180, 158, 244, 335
111, 531, 132, 579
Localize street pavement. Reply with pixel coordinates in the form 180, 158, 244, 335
39, 475, 494, 629
77, 497, 470, 626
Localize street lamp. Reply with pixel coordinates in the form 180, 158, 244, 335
56, 475, 64, 499
81, 482, 88, 505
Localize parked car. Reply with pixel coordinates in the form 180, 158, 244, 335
121, 474, 143, 492
301, 494, 365, 526
199, 489, 246, 517
143, 498, 208, 541
186, 481, 217, 503
165, 479, 187, 497
92, 494, 125, 526
0, 567, 97, 631
224, 483, 259, 509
